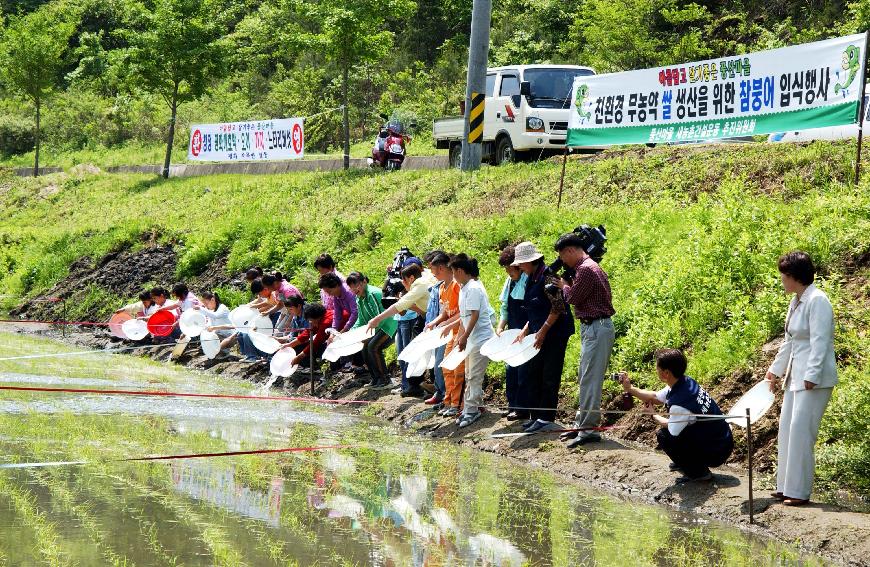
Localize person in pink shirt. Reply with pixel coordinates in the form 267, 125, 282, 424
261, 272, 302, 323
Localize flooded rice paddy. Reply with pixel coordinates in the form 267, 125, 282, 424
0, 332, 826, 566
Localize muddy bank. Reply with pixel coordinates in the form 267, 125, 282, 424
1, 323, 868, 566
11, 242, 237, 323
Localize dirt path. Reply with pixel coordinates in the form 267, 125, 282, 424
2, 325, 869, 566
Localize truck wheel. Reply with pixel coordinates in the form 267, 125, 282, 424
496, 136, 515, 165
449, 144, 462, 169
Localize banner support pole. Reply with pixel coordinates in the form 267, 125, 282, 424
855, 31, 869, 185
557, 147, 568, 210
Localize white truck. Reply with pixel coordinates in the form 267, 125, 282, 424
433, 64, 598, 167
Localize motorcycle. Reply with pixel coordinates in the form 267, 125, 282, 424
368, 114, 415, 171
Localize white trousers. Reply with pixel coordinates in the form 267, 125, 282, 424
777, 387, 833, 500
463, 346, 489, 415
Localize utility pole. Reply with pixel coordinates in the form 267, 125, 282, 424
460, 0, 492, 172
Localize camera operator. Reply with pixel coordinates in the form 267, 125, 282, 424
553, 231, 616, 448
618, 349, 734, 483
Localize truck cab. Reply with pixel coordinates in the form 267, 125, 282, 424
434, 64, 597, 167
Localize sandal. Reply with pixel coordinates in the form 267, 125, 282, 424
782, 497, 809, 506
770, 492, 785, 500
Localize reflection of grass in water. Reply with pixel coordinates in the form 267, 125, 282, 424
0, 332, 179, 383
29, 468, 140, 567
0, 474, 65, 565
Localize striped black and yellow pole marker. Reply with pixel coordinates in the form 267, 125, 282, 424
468, 92, 485, 144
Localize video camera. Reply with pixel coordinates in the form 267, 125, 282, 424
548, 224, 608, 284
382, 247, 415, 306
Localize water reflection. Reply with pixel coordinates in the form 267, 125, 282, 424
171, 462, 283, 527
0, 333, 828, 566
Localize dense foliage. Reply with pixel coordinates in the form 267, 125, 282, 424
0, 0, 867, 164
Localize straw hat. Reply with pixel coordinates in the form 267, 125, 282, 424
511, 242, 544, 265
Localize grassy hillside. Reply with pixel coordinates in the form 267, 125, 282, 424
1, 141, 869, 493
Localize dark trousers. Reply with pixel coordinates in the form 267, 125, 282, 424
505, 363, 528, 415
656, 428, 734, 478
363, 329, 393, 382
396, 317, 424, 391
524, 335, 569, 422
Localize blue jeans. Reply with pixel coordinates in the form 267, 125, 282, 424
432, 344, 446, 401
238, 333, 267, 359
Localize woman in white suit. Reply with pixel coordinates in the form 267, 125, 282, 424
766, 251, 837, 506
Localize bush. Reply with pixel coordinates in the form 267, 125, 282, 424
0, 114, 35, 157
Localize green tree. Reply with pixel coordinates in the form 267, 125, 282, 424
564, 0, 714, 72
0, 6, 76, 176
300, 0, 415, 169
127, 0, 226, 178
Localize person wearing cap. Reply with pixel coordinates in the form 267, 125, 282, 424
367, 260, 436, 397
554, 233, 616, 448
496, 245, 529, 421
512, 242, 574, 432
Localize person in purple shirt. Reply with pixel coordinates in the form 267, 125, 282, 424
318, 272, 358, 332
314, 254, 345, 311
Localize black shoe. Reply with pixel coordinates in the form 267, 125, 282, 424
675, 471, 713, 484
373, 378, 393, 390
400, 387, 426, 398
521, 419, 535, 429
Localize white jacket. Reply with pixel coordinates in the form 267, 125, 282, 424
769, 284, 837, 391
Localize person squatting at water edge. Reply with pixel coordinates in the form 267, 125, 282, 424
345, 271, 396, 390
618, 349, 735, 483
766, 251, 837, 507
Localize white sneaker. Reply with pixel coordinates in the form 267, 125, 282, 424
391, 387, 403, 395
459, 412, 481, 428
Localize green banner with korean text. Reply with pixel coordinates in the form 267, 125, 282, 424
567, 33, 868, 147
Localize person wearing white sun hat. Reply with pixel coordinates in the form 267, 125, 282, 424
512, 241, 575, 433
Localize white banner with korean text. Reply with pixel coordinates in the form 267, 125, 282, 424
567, 33, 868, 146
188, 118, 304, 161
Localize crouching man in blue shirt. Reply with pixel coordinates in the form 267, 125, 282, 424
618, 349, 734, 484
